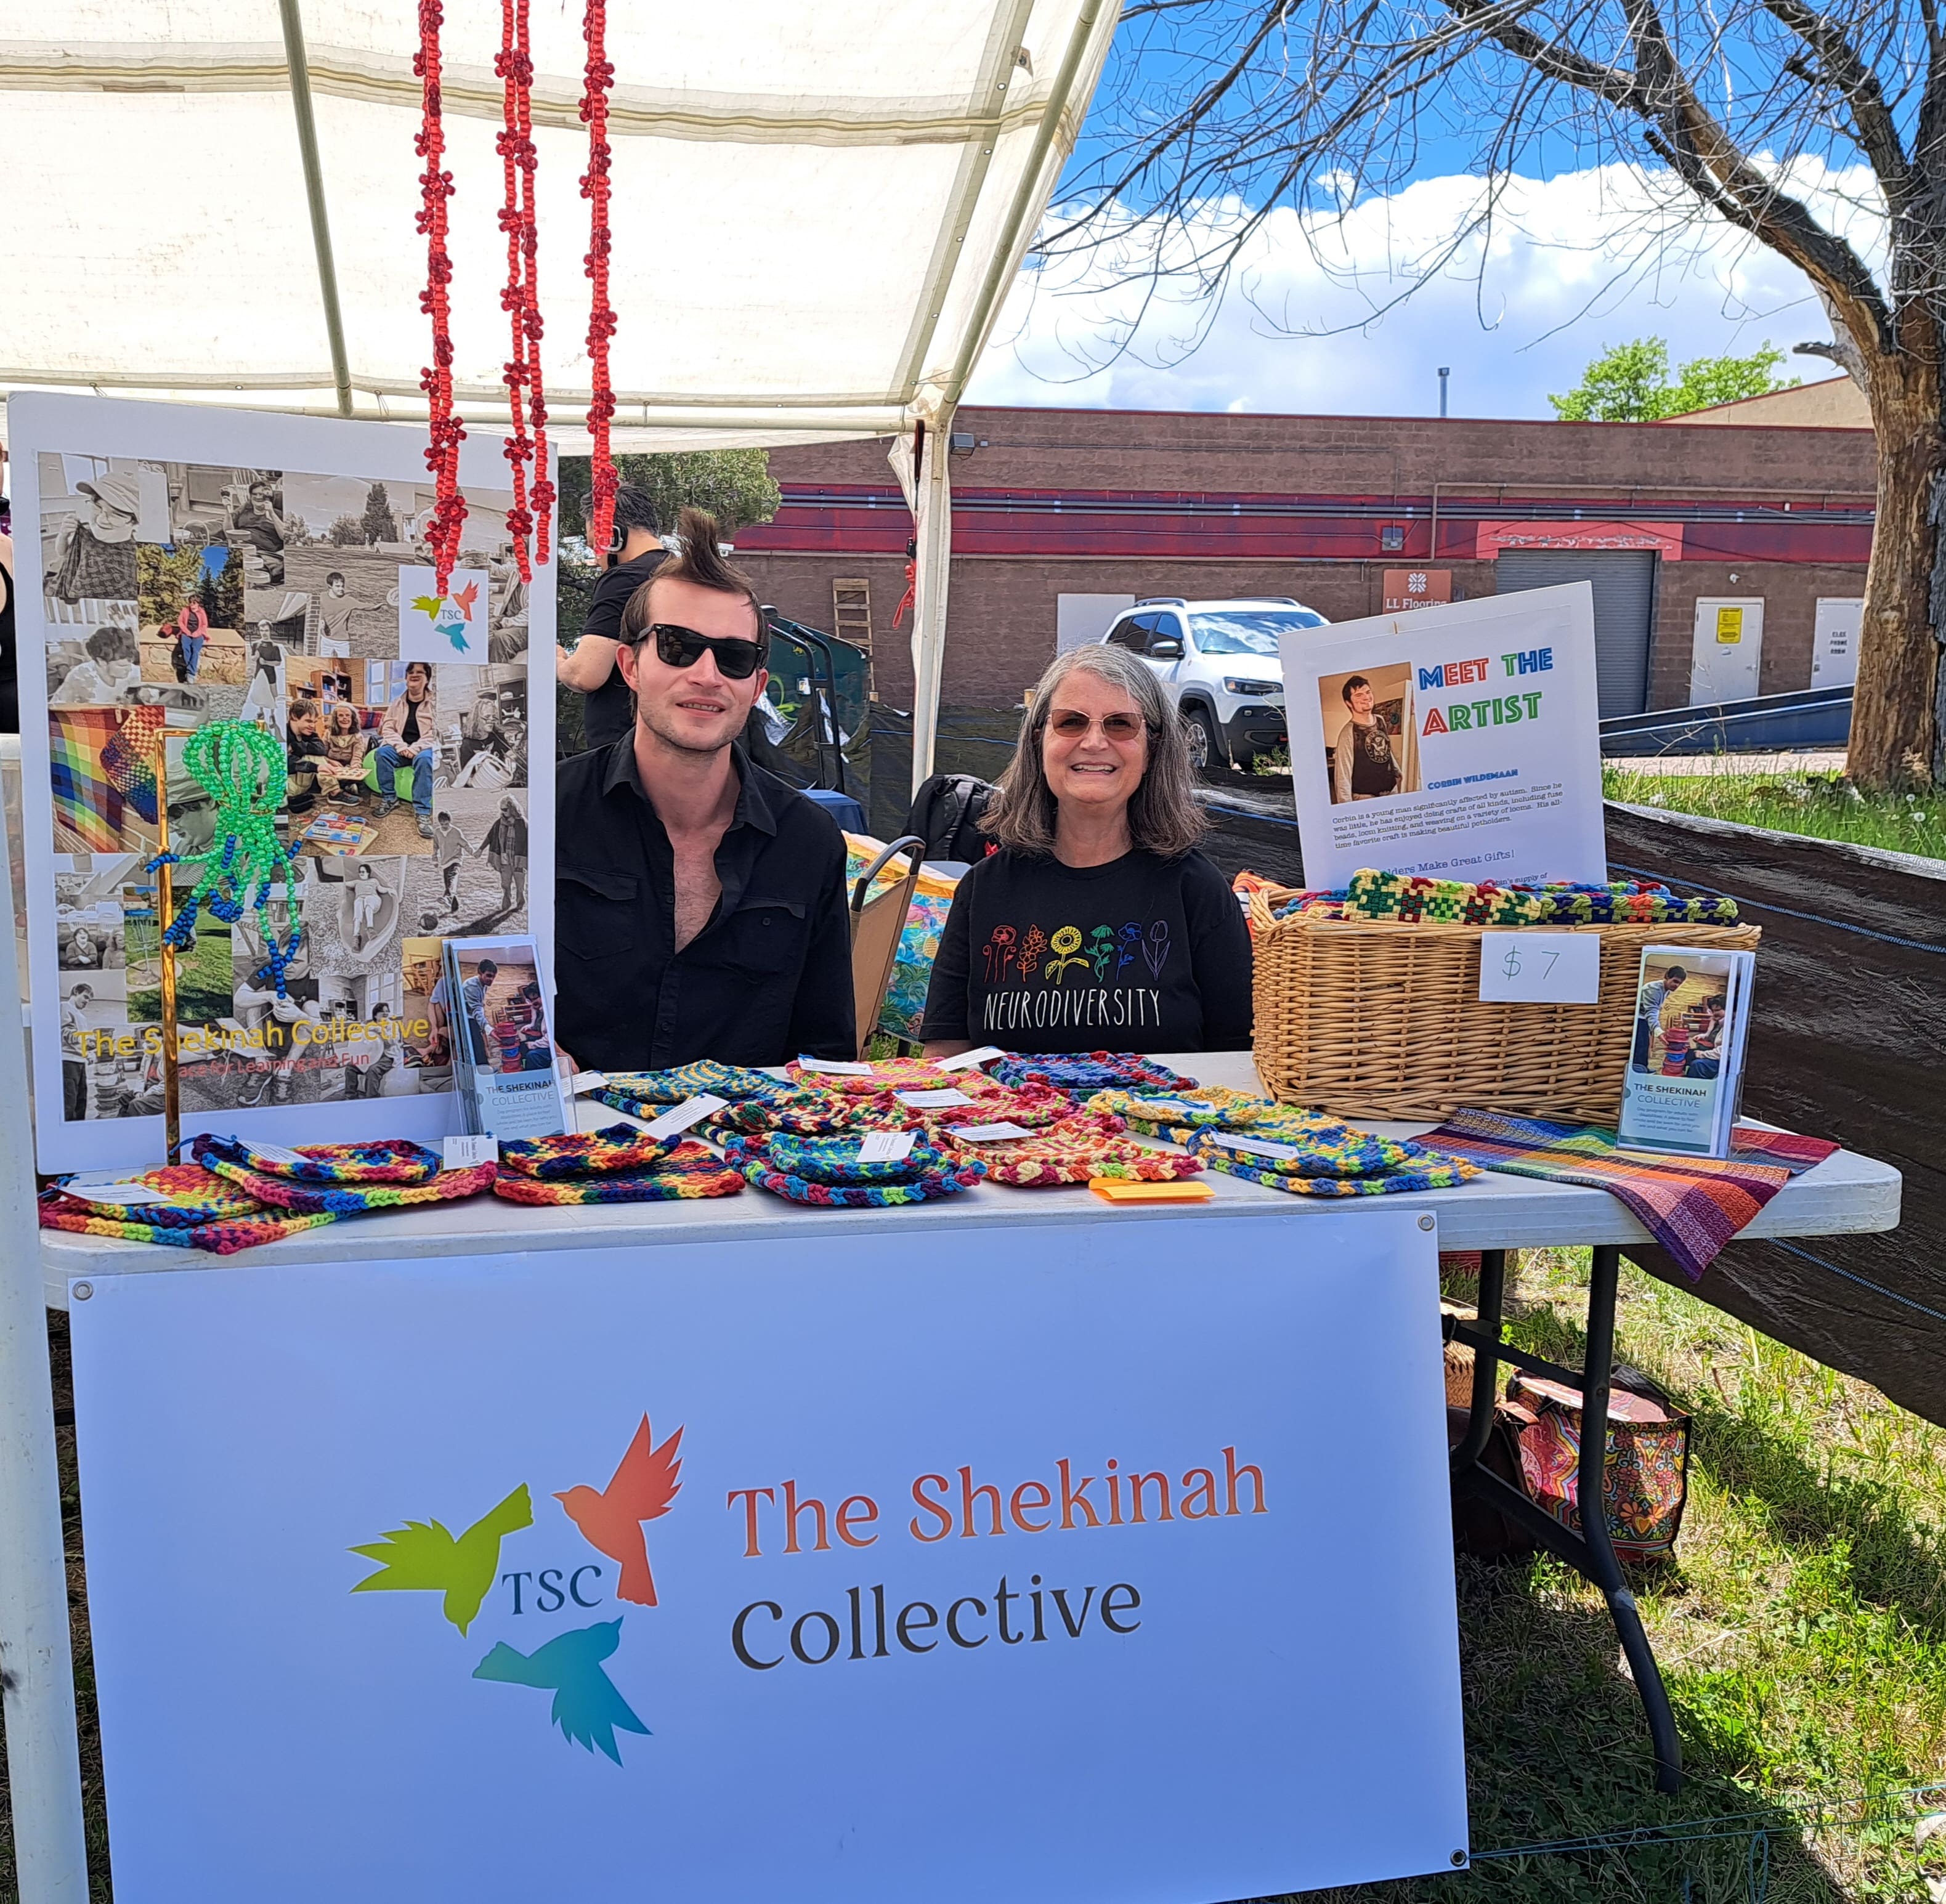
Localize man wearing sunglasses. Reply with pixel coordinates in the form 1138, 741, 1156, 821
553, 505, 856, 1071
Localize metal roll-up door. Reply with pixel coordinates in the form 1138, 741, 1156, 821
1494, 550, 1658, 718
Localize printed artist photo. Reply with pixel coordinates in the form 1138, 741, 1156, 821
1320, 665, 1421, 804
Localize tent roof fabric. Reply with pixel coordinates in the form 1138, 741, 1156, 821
0, 0, 1114, 448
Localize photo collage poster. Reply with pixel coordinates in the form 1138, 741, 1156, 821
10, 394, 556, 1173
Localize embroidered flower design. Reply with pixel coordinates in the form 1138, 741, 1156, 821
1044, 924, 1089, 982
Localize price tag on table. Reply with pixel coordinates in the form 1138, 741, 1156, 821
797, 1058, 875, 1076
442, 1135, 499, 1170
641, 1093, 728, 1140
933, 1045, 1005, 1073
1212, 1133, 1304, 1161
1478, 932, 1602, 1004
66, 1182, 180, 1207
242, 1141, 310, 1167
856, 1130, 917, 1163
897, 1088, 975, 1108
944, 1122, 1032, 1143
567, 1069, 609, 1096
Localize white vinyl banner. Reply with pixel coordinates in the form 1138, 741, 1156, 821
71, 1215, 1469, 1903
1285, 583, 1606, 893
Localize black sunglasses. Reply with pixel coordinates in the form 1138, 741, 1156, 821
634, 622, 765, 681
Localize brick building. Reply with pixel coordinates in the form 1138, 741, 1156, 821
732, 403, 1876, 717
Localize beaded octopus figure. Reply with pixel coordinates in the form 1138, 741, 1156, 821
146, 721, 306, 997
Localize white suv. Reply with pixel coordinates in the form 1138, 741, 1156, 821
1097, 596, 1329, 770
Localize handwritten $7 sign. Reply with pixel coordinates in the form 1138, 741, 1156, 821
1477, 931, 1602, 1004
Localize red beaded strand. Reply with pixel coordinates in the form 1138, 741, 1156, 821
580, 0, 618, 555
415, 0, 468, 591
495, 0, 551, 578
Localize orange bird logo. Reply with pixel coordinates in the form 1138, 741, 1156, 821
554, 1416, 684, 1608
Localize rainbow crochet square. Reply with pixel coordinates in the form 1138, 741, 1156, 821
939, 1111, 1206, 1188
986, 1051, 1199, 1097
497, 1123, 675, 1180
594, 1062, 798, 1118
192, 1134, 443, 1184
492, 1140, 744, 1204
721, 1133, 985, 1207
51, 705, 163, 851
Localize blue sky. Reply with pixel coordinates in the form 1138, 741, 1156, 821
965, 34, 1868, 419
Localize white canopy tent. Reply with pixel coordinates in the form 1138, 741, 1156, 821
0, 0, 1116, 775
0, 7, 1117, 1897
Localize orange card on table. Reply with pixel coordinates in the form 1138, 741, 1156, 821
1087, 1178, 1215, 1205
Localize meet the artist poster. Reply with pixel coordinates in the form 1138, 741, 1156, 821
1282, 583, 1607, 894
10, 394, 555, 1173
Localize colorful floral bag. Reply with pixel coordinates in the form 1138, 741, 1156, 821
1500, 1367, 1690, 1563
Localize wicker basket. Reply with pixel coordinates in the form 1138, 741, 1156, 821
1247, 884, 1761, 1124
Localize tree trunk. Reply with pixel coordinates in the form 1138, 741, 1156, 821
1852, 347, 1943, 789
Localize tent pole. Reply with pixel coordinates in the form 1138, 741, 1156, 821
907, 410, 956, 800
278, 0, 357, 419
0, 796, 89, 1900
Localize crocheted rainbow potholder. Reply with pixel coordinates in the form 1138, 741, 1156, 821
46, 1162, 264, 1227
196, 1149, 498, 1216
1302, 867, 1743, 928
785, 1057, 1013, 1100
38, 1173, 338, 1255
941, 1112, 1206, 1187
497, 1122, 676, 1180
721, 1135, 985, 1207
190, 1134, 443, 1185
723, 1080, 1076, 1138
1188, 1129, 1480, 1197
757, 1131, 957, 1186
986, 1051, 1199, 1097
493, 1140, 745, 1205
1085, 1086, 1339, 1143
593, 1062, 798, 1119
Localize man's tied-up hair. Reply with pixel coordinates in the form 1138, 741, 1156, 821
620, 506, 765, 645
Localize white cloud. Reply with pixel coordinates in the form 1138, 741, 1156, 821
966, 162, 1884, 418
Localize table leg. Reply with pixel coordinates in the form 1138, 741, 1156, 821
1451, 1248, 1506, 1473
1580, 1244, 1683, 1795
1448, 1245, 1684, 1793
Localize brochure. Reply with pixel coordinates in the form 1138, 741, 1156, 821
1616, 945, 1756, 1158
1281, 584, 1606, 893
442, 935, 569, 1142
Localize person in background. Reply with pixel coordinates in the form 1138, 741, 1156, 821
52, 472, 140, 604
553, 505, 854, 1071
322, 702, 369, 802
431, 808, 472, 914
62, 984, 95, 1120
51, 623, 140, 705
241, 636, 285, 737
318, 572, 357, 655
285, 699, 329, 814
230, 477, 288, 586
484, 795, 528, 913
1632, 963, 1685, 1072
65, 925, 102, 970
1329, 674, 1401, 803
460, 957, 497, 1068
375, 660, 439, 839
556, 482, 670, 753
921, 642, 1252, 1057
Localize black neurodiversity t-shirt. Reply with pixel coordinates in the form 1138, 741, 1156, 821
920, 846, 1254, 1054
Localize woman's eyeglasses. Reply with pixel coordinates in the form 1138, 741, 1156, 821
1048, 710, 1149, 740
634, 623, 765, 681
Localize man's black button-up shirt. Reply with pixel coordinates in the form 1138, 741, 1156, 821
554, 737, 856, 1071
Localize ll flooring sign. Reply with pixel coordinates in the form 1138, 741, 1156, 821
71, 1215, 1468, 1903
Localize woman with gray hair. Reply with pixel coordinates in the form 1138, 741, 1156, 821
920, 642, 1252, 1056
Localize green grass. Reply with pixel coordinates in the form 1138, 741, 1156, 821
1603, 764, 1946, 861
9, 1261, 1946, 1900
1297, 1250, 1946, 1903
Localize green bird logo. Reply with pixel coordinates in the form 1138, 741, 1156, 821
349, 1483, 533, 1635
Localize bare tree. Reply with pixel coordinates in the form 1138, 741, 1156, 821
1057, 0, 1943, 787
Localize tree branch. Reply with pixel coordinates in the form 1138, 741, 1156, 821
1759, 0, 1912, 212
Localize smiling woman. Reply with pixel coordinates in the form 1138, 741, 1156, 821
920, 645, 1254, 1056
